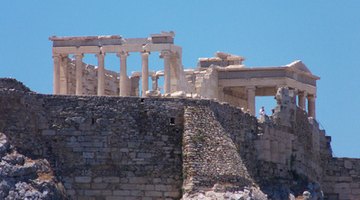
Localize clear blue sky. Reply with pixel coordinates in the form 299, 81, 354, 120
1, 1, 359, 157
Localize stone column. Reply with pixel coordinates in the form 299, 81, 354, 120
298, 91, 307, 110
117, 51, 129, 96
96, 53, 105, 96
141, 51, 150, 97
52, 54, 61, 94
60, 55, 69, 94
247, 87, 256, 115
170, 55, 178, 92
161, 50, 171, 94
151, 75, 158, 91
307, 94, 316, 119
75, 54, 84, 95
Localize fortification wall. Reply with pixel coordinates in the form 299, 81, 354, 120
0, 87, 184, 199
322, 158, 360, 200
182, 104, 258, 193
1, 79, 360, 200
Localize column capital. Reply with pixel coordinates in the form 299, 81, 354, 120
141, 51, 150, 56
53, 54, 68, 58
74, 53, 83, 59
53, 53, 63, 58
298, 90, 307, 96
142, 43, 150, 52
307, 93, 316, 100
95, 52, 105, 59
246, 86, 256, 91
160, 50, 172, 58
276, 84, 287, 89
117, 51, 129, 58
59, 53, 69, 57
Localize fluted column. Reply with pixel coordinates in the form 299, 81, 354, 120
59, 55, 69, 94
74, 54, 84, 95
308, 94, 316, 119
117, 51, 129, 96
96, 53, 105, 96
141, 51, 150, 97
52, 54, 61, 94
298, 91, 307, 110
161, 50, 171, 94
247, 86, 256, 115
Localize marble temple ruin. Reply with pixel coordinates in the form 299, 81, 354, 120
49, 32, 319, 118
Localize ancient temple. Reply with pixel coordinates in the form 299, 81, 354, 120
50, 32, 319, 118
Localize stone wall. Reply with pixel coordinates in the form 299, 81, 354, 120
322, 158, 360, 200
0, 78, 31, 92
1, 79, 360, 200
182, 104, 257, 193
0, 87, 184, 199
194, 67, 219, 99
221, 87, 248, 108
62, 60, 138, 96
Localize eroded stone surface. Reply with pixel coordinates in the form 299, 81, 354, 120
0, 132, 66, 200
0, 78, 31, 92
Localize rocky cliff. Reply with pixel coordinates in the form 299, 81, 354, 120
0, 132, 66, 199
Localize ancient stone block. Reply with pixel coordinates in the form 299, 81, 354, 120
344, 160, 353, 169
129, 177, 148, 184
155, 184, 171, 191
91, 183, 108, 189
102, 177, 120, 183
42, 129, 56, 136
75, 176, 92, 183
113, 190, 130, 196
145, 191, 163, 197
83, 152, 94, 159
84, 190, 102, 196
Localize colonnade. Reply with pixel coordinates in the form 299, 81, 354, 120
245, 87, 316, 118
298, 91, 316, 119
52, 50, 174, 97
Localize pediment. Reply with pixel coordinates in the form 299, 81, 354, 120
287, 60, 312, 74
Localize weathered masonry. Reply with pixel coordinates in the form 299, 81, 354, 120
1, 79, 360, 200
50, 32, 319, 118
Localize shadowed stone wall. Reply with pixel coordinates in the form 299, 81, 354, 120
0, 86, 184, 199
322, 158, 360, 200
182, 105, 257, 192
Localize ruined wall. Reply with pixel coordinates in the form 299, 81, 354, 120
62, 60, 138, 96
1, 79, 360, 200
194, 67, 219, 99
182, 104, 257, 193
0, 83, 183, 199
221, 88, 248, 109
252, 89, 328, 199
322, 158, 360, 200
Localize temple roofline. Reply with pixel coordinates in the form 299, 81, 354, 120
49, 35, 122, 41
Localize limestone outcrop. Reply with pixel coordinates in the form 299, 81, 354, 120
0, 132, 66, 200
